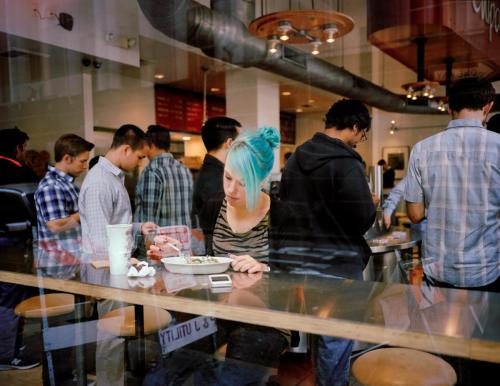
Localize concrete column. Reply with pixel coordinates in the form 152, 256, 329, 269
225, 68, 280, 173
370, 47, 385, 167
82, 71, 94, 145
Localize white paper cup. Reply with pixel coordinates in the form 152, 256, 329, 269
106, 224, 132, 275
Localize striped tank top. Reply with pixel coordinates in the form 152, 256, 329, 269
212, 199, 269, 260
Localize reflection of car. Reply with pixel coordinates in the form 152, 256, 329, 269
0, 183, 38, 241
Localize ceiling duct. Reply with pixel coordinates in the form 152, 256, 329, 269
137, 0, 442, 114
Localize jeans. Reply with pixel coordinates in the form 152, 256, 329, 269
144, 323, 288, 386
315, 335, 353, 386
0, 283, 35, 364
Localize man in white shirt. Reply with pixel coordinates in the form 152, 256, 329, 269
79, 124, 156, 256
78, 124, 156, 386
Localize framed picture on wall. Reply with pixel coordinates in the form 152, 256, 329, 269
382, 146, 410, 179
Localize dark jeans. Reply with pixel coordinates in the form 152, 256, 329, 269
423, 273, 500, 386
315, 335, 353, 386
0, 283, 36, 364
423, 274, 500, 293
144, 322, 288, 386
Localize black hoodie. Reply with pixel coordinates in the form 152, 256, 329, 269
278, 132, 376, 267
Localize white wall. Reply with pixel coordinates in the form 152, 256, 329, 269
0, 82, 84, 160
93, 72, 155, 130
0, 0, 140, 67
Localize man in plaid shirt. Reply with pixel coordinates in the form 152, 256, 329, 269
134, 125, 193, 228
405, 76, 500, 292
35, 134, 94, 252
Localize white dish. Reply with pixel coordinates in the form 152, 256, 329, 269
161, 256, 231, 275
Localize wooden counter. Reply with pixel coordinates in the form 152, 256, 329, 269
0, 245, 499, 364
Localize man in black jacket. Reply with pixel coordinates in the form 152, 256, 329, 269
279, 99, 376, 386
192, 116, 240, 227
0, 127, 38, 185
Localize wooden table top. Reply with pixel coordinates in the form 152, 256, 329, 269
0, 243, 499, 364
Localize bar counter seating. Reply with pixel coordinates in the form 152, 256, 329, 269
352, 348, 457, 386
14, 293, 76, 381
97, 305, 172, 374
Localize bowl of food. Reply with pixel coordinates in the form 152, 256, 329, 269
160, 256, 232, 275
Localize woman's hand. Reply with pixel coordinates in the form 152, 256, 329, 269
229, 254, 268, 274
231, 271, 263, 289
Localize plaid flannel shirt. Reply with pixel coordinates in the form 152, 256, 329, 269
134, 153, 193, 227
405, 119, 500, 287
35, 165, 81, 246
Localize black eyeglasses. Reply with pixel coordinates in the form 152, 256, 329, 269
360, 129, 368, 142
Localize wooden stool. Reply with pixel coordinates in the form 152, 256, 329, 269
15, 293, 78, 384
352, 348, 457, 386
15, 293, 75, 318
97, 305, 171, 375
97, 305, 171, 336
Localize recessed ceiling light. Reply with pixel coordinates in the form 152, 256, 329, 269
154, 74, 164, 79
210, 87, 220, 92
295, 108, 303, 113
182, 136, 191, 141
308, 99, 315, 103
281, 91, 292, 96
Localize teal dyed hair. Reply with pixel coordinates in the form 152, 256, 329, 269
226, 127, 280, 210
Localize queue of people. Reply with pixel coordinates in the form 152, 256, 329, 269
0, 75, 499, 385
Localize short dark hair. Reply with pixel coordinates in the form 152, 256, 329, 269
487, 113, 500, 135
111, 124, 147, 150
201, 116, 241, 152
0, 127, 29, 158
146, 125, 170, 151
377, 159, 386, 166
54, 134, 94, 162
324, 99, 371, 131
448, 76, 495, 113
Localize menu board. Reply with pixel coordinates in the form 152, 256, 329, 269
155, 85, 226, 133
280, 112, 296, 144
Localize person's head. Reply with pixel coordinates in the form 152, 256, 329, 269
54, 134, 95, 177
224, 127, 280, 210
0, 127, 30, 160
146, 125, 170, 159
201, 116, 241, 153
109, 124, 148, 172
324, 99, 371, 147
448, 76, 495, 118
25, 150, 40, 169
39, 150, 50, 164
487, 113, 500, 135
377, 159, 388, 170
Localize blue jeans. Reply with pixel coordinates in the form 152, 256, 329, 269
0, 283, 35, 364
315, 335, 353, 386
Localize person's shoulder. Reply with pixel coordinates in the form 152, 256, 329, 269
80, 166, 107, 192
171, 157, 191, 172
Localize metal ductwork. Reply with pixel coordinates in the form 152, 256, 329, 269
138, 0, 443, 114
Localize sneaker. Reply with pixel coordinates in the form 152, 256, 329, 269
0, 357, 40, 371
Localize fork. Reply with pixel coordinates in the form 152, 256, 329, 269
167, 243, 189, 263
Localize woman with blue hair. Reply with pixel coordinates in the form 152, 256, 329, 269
197, 126, 289, 384
201, 126, 280, 273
